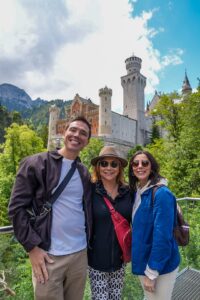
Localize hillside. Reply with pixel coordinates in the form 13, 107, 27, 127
0, 83, 33, 112
25, 99, 72, 127
0, 83, 72, 127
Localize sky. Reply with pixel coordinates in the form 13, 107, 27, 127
0, 0, 199, 113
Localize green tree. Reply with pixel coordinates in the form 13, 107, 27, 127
127, 145, 144, 161
0, 106, 12, 144
152, 92, 183, 142
11, 111, 23, 125
36, 123, 49, 148
3, 123, 45, 174
166, 91, 200, 196
150, 117, 160, 144
80, 137, 104, 171
0, 123, 45, 225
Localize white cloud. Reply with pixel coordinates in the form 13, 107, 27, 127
161, 49, 184, 67
0, 0, 184, 112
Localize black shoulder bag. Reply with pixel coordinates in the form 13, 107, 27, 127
27, 159, 77, 250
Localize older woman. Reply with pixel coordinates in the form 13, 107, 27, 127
88, 146, 132, 300
128, 150, 180, 300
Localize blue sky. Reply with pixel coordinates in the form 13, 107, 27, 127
132, 0, 200, 98
0, 0, 199, 113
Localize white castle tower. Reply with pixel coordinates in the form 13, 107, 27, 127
47, 105, 60, 149
98, 86, 112, 137
121, 55, 146, 144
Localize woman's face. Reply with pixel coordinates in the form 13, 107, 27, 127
131, 154, 151, 187
99, 157, 120, 183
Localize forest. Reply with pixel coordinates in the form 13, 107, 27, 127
0, 88, 200, 299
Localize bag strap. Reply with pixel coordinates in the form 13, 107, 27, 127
42, 159, 77, 213
151, 184, 165, 204
103, 196, 115, 213
103, 196, 127, 222
152, 184, 178, 227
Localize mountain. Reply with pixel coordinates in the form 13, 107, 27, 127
0, 83, 72, 127
0, 83, 34, 112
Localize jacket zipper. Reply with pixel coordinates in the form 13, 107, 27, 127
83, 195, 91, 247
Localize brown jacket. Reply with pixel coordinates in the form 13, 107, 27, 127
8, 151, 92, 252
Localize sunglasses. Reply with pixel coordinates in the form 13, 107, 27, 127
99, 160, 119, 168
132, 160, 150, 168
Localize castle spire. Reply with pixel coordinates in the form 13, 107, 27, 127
182, 70, 192, 95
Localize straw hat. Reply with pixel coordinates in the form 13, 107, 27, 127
91, 146, 127, 167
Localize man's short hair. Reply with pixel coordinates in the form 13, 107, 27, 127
66, 116, 92, 139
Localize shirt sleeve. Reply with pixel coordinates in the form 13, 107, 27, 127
144, 265, 159, 280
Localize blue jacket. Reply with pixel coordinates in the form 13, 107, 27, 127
131, 185, 180, 275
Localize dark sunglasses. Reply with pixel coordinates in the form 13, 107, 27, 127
132, 160, 150, 168
99, 160, 119, 168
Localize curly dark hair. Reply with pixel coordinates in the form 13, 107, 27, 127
128, 150, 162, 191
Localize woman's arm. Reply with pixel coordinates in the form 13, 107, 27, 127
147, 187, 176, 273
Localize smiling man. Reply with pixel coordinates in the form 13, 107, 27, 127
8, 116, 92, 300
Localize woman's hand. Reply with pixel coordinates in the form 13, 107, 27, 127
143, 276, 156, 293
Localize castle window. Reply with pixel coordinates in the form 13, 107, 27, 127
105, 121, 107, 125
105, 97, 107, 101
105, 108, 107, 112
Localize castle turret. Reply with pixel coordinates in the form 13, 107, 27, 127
98, 86, 112, 137
47, 105, 60, 150
121, 54, 146, 144
182, 70, 192, 96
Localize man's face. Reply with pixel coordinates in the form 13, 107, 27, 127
64, 120, 90, 153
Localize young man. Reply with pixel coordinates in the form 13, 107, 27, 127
8, 116, 92, 300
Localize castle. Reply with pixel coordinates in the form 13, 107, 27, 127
47, 55, 192, 154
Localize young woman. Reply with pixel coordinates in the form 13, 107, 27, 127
88, 146, 133, 300
128, 150, 180, 300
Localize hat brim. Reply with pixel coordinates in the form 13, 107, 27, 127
91, 154, 127, 168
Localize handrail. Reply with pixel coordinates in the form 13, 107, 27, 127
0, 197, 199, 235
177, 197, 200, 201
0, 225, 13, 234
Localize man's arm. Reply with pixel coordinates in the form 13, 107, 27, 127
8, 157, 54, 283
8, 158, 42, 251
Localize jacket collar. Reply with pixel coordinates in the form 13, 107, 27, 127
48, 150, 81, 162
95, 181, 129, 197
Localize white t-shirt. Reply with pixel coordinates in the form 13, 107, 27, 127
48, 158, 87, 255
